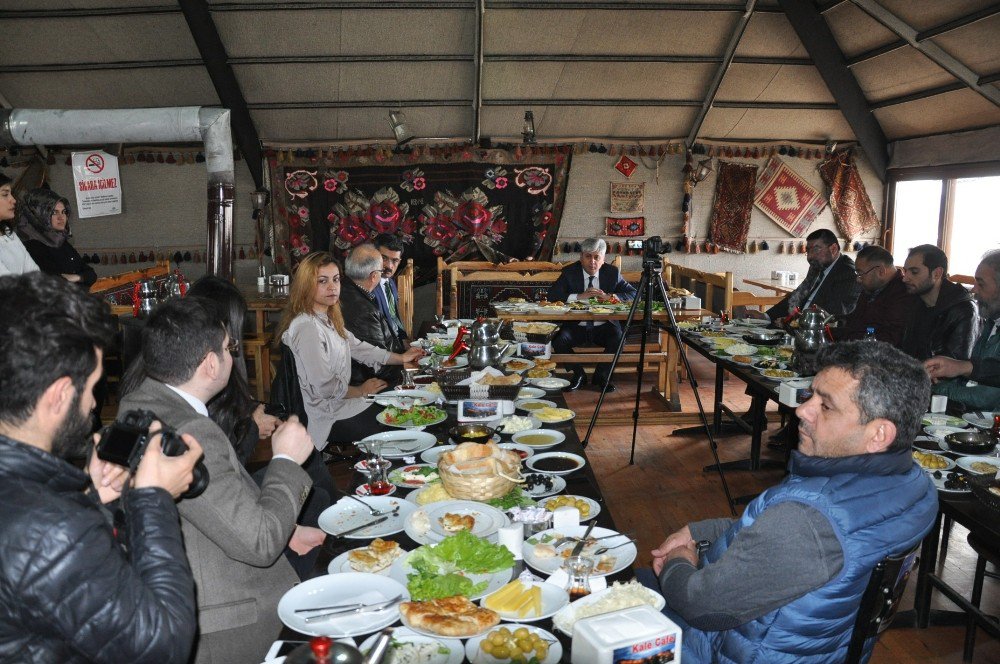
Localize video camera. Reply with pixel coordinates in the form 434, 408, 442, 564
626, 235, 671, 263
97, 409, 209, 499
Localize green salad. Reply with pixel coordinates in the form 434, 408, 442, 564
486, 486, 536, 510
406, 530, 514, 601
381, 405, 445, 426
432, 342, 454, 355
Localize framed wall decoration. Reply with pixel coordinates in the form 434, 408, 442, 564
610, 181, 645, 213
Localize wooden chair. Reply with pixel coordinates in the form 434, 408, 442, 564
951, 274, 975, 287
667, 263, 734, 314
89, 260, 171, 295
396, 258, 415, 337
844, 542, 920, 663
242, 333, 273, 402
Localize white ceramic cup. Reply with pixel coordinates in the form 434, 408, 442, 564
930, 395, 948, 413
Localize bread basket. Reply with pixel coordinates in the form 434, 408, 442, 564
437, 441, 523, 501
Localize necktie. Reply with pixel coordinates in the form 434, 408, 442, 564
588, 275, 595, 290
384, 282, 403, 331
586, 275, 595, 333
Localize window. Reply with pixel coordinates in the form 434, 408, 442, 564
888, 169, 1000, 276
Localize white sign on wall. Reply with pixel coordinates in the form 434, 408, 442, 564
71, 151, 122, 218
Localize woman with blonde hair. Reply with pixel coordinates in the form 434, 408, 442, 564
276, 251, 423, 446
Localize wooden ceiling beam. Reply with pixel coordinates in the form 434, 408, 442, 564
850, 0, 1000, 109
177, 0, 264, 189
778, 0, 887, 178
473, 0, 484, 143
685, 0, 757, 147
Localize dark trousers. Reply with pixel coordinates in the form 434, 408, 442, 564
327, 405, 385, 445
552, 322, 622, 382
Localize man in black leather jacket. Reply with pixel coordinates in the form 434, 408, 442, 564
341, 243, 405, 385
0, 272, 203, 663
900, 244, 980, 361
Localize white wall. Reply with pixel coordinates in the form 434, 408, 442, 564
557, 151, 884, 298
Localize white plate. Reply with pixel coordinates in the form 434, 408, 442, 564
956, 456, 1000, 475
403, 502, 512, 545
389, 549, 513, 602
912, 451, 956, 472
512, 429, 566, 451
523, 474, 567, 498
963, 412, 997, 430
515, 398, 557, 413
277, 573, 408, 637
356, 483, 396, 497
369, 389, 438, 407
531, 377, 571, 390
327, 544, 407, 576
491, 414, 542, 435
419, 355, 469, 369
480, 583, 570, 623
353, 458, 392, 473
424, 500, 511, 539
538, 495, 601, 521
360, 430, 439, 458
517, 387, 546, 399
358, 627, 464, 664
525, 452, 586, 476
498, 442, 535, 461
318, 496, 417, 539
924, 425, 968, 441
929, 470, 972, 493
389, 463, 441, 488
921, 413, 969, 428
405, 483, 451, 505
421, 444, 457, 464
465, 625, 562, 664
551, 584, 665, 636
533, 408, 576, 425
523, 526, 636, 578
501, 358, 536, 373
376, 407, 448, 431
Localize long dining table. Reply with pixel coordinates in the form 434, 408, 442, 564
276, 389, 633, 662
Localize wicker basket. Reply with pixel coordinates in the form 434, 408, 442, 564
437, 442, 523, 501
970, 473, 1000, 512
439, 370, 523, 401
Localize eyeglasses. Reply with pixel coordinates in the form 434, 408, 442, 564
855, 265, 880, 279
805, 243, 828, 255
226, 339, 241, 357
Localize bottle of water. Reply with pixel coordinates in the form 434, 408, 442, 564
863, 326, 877, 341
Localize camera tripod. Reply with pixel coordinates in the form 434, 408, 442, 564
581, 249, 737, 516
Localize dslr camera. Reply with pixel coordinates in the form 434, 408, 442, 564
627, 235, 670, 263
97, 409, 209, 499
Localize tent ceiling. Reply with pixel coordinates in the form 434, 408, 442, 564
0, 0, 997, 150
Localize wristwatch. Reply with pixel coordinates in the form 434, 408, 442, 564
695, 539, 712, 556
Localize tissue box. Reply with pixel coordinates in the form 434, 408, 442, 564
683, 296, 702, 310
778, 378, 814, 407
572, 605, 681, 664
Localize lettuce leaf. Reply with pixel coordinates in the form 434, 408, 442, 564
423, 530, 514, 573
406, 570, 487, 601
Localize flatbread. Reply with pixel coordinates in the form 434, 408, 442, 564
400, 596, 501, 637
347, 538, 402, 573
439, 513, 475, 532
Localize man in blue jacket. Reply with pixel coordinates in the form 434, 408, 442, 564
548, 238, 637, 391
0, 272, 203, 663
643, 341, 938, 663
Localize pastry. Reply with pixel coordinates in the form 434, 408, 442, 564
399, 596, 501, 637
347, 538, 402, 573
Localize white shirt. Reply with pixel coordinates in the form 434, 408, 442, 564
0, 231, 40, 277
566, 265, 600, 303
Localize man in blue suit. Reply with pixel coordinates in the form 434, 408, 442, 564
548, 238, 637, 391
373, 233, 407, 341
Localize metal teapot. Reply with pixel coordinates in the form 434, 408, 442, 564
467, 317, 515, 370
131, 279, 160, 318
159, 270, 189, 300
285, 630, 392, 664
788, 305, 835, 374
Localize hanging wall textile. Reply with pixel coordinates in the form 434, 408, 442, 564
269, 149, 572, 286
709, 161, 758, 254
615, 155, 637, 178
610, 181, 645, 213
605, 217, 645, 237
753, 157, 826, 237
818, 152, 879, 242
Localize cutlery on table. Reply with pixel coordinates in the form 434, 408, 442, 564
570, 522, 596, 557
301, 594, 403, 623
593, 538, 637, 556
345, 494, 397, 516
553, 532, 627, 548
333, 515, 389, 538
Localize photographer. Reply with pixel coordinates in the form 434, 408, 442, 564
0, 272, 201, 663
119, 296, 321, 664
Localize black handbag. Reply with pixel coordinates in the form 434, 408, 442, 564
269, 343, 308, 426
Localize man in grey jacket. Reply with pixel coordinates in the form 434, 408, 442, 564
119, 296, 325, 664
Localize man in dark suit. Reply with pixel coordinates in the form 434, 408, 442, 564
758, 228, 861, 324
548, 238, 637, 391
832, 244, 915, 346
342, 242, 405, 385
373, 233, 407, 340
119, 297, 323, 664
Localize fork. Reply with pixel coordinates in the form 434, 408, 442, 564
593, 538, 637, 556
552, 532, 631, 548
345, 494, 399, 517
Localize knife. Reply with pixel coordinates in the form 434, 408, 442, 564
333, 515, 388, 538
571, 522, 597, 557
302, 594, 403, 624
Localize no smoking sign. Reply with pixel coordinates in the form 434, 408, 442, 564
85, 153, 105, 174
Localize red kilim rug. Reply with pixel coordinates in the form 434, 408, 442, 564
710, 161, 758, 253
754, 157, 826, 237
819, 152, 879, 241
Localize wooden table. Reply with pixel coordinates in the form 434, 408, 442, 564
742, 277, 795, 296
239, 284, 287, 335
494, 307, 712, 409
281, 393, 628, 662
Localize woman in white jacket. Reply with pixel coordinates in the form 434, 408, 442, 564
0, 173, 39, 277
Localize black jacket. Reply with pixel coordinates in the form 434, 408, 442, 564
340, 277, 404, 384
0, 436, 196, 663
22, 239, 97, 288
767, 254, 860, 322
901, 278, 981, 361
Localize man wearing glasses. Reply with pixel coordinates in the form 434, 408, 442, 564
341, 242, 405, 387
752, 228, 861, 324
832, 245, 915, 346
